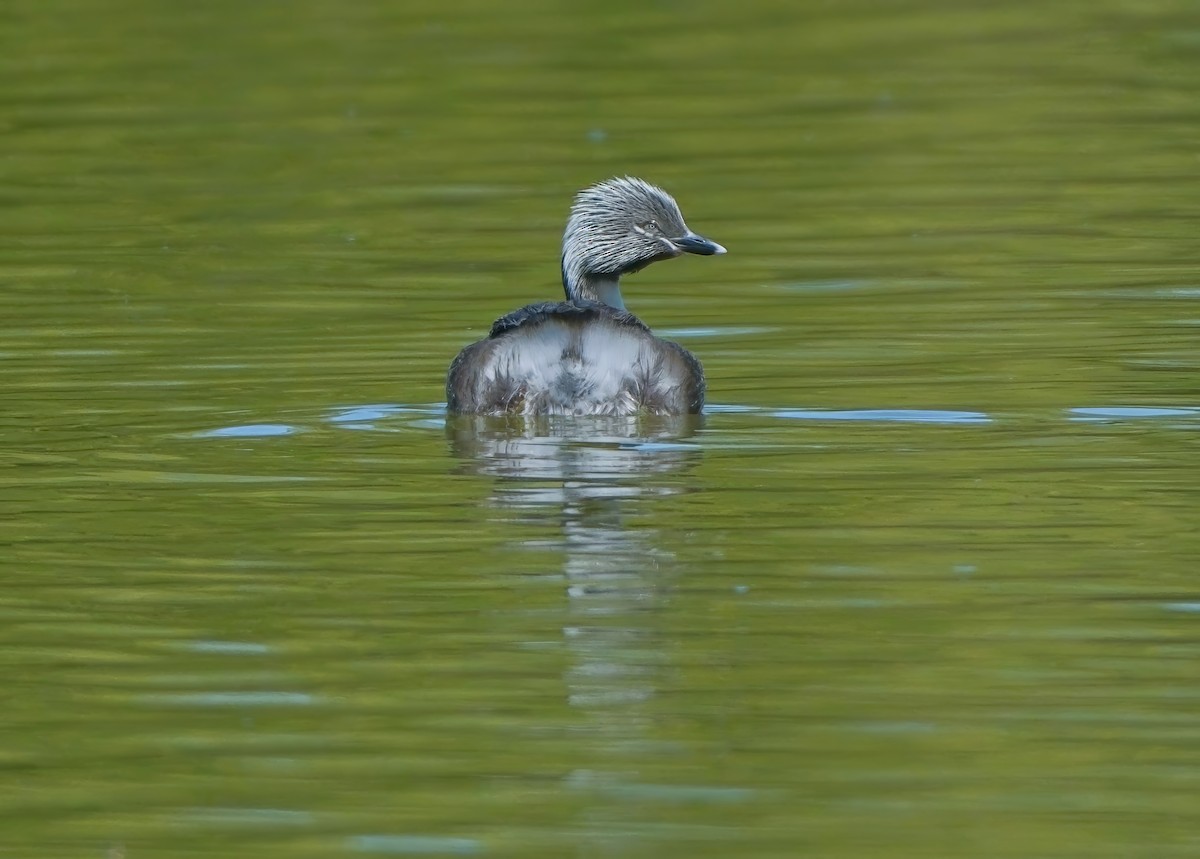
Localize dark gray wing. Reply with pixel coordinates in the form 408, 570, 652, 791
445, 337, 500, 413
657, 339, 706, 414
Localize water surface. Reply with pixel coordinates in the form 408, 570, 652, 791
3, 1, 1199, 857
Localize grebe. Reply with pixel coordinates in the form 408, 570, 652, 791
446, 177, 725, 416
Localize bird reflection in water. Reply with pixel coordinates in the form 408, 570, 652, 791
447, 414, 705, 844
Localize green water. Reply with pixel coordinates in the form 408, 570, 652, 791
4, 0, 1200, 856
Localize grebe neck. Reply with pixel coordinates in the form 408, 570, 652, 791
561, 260, 625, 310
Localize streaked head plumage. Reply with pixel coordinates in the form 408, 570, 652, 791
560, 176, 725, 306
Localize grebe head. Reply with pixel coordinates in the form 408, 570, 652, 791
561, 177, 726, 309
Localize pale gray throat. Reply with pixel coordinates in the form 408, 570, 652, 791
567, 272, 625, 309
561, 256, 626, 310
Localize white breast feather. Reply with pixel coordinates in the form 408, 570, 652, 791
481, 319, 673, 416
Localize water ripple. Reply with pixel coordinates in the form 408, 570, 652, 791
773, 408, 992, 424
348, 835, 484, 854
142, 692, 317, 707
1069, 406, 1200, 422
195, 424, 300, 438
